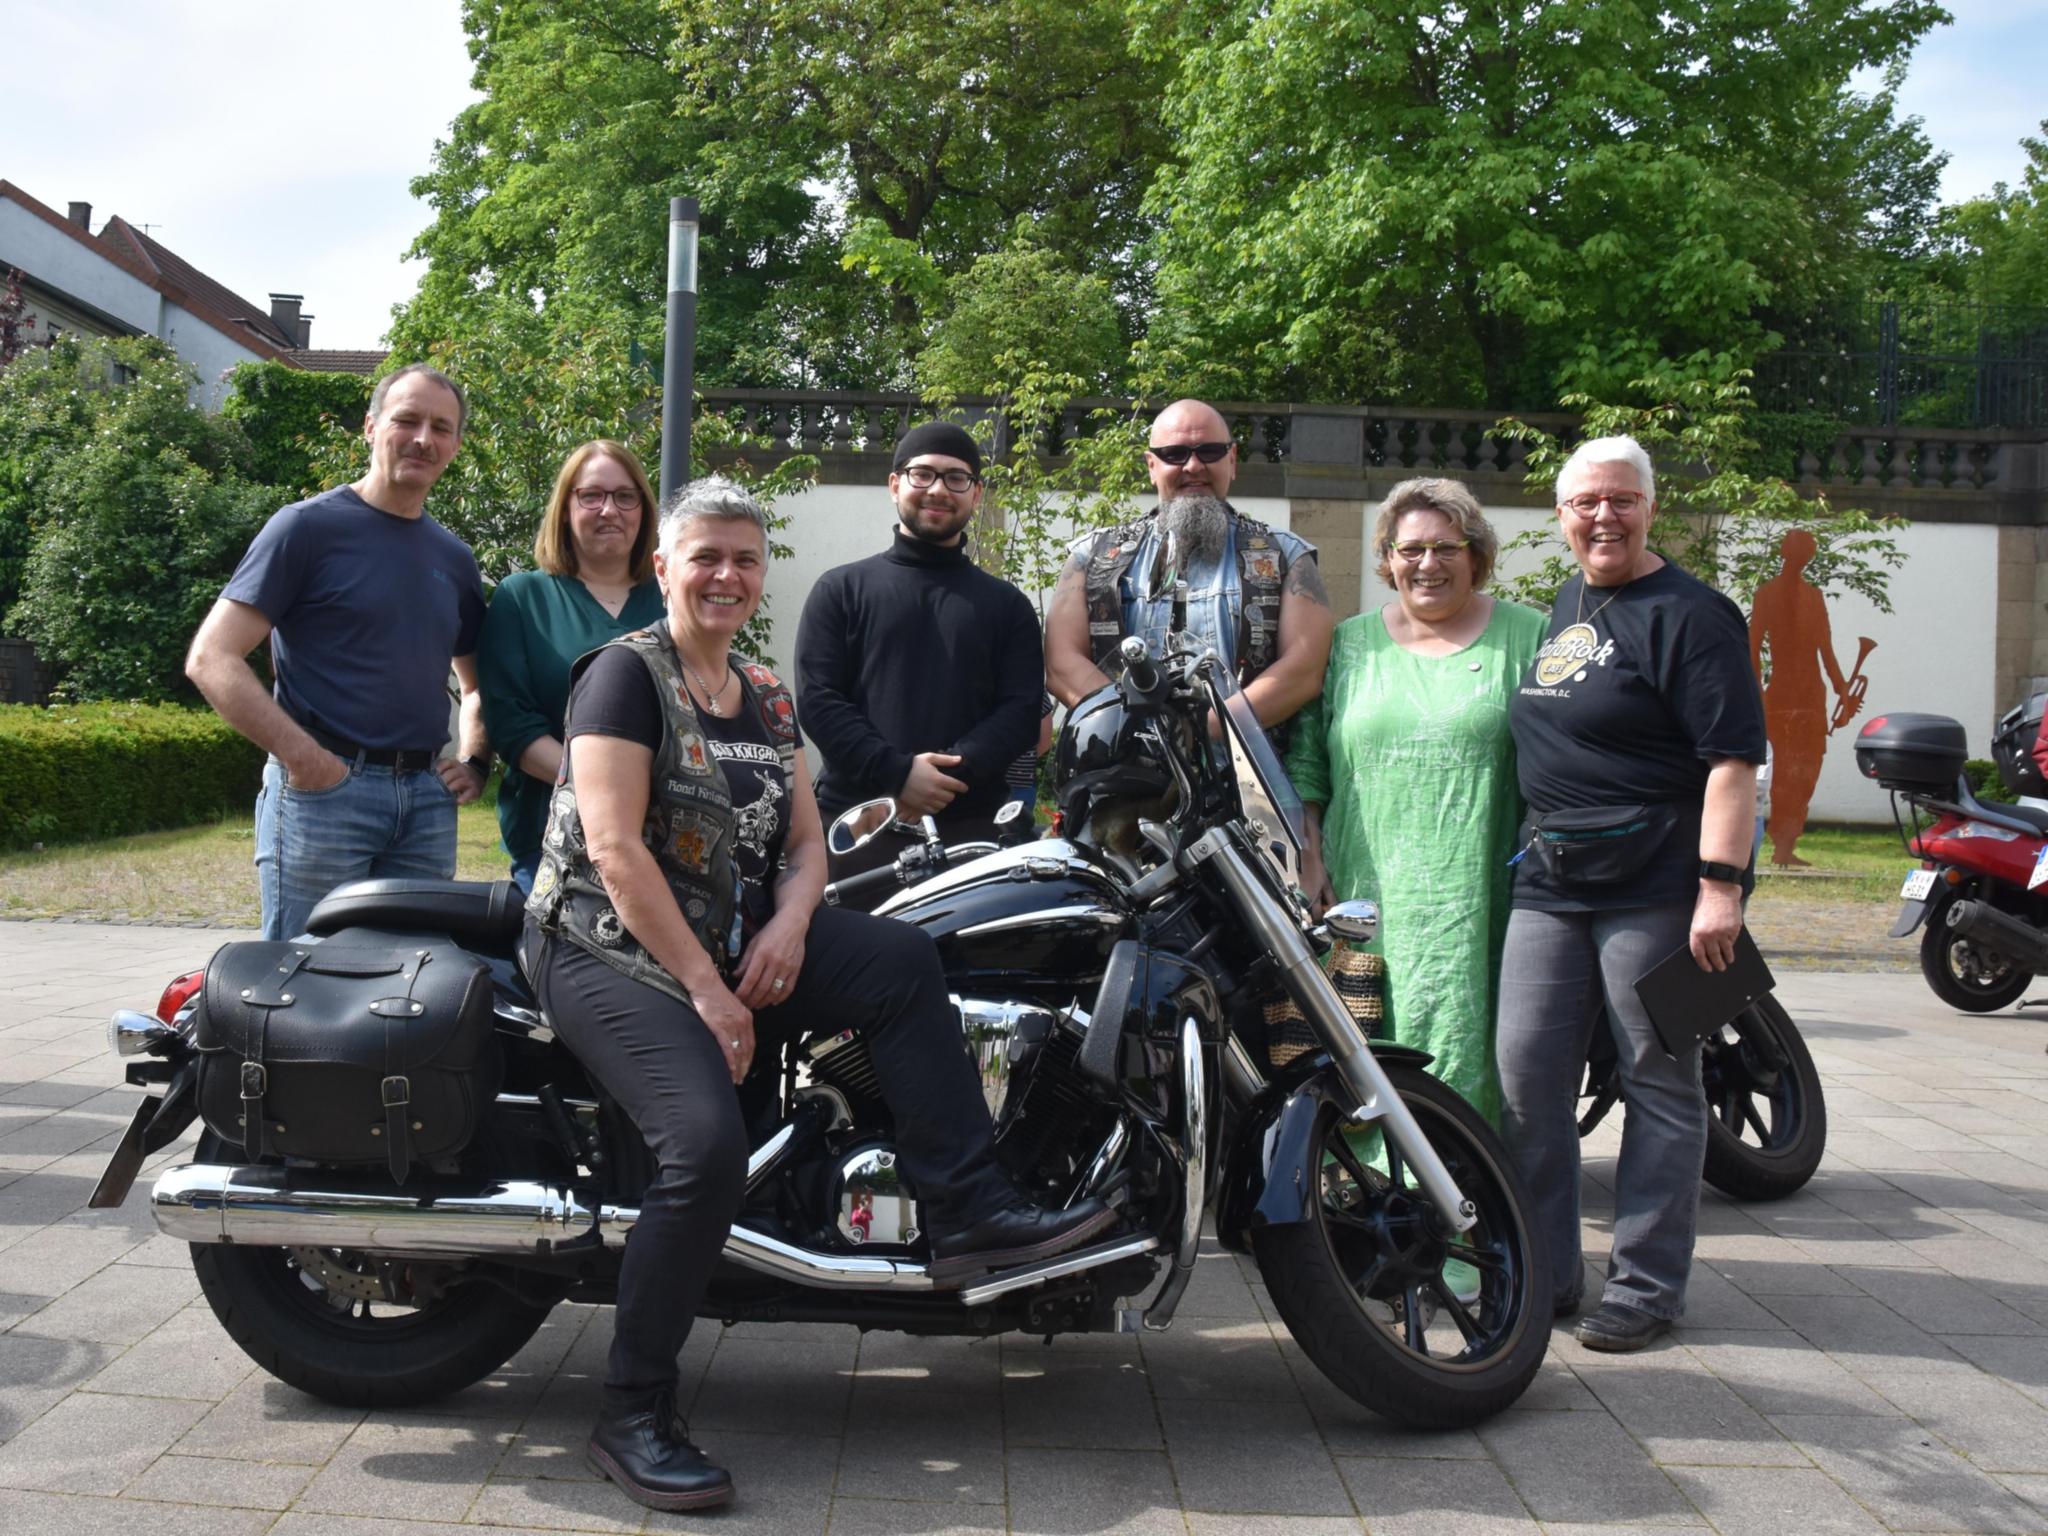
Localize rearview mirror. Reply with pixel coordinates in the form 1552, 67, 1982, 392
828, 798, 900, 856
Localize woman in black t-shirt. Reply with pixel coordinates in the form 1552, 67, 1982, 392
522, 477, 1114, 1514
1496, 437, 1766, 1356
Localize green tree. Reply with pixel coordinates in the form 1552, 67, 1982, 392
221, 361, 372, 501
1936, 123, 2048, 312
913, 230, 1129, 403
1135, 0, 1950, 410
7, 338, 274, 700
398, 0, 1168, 391
1493, 367, 1905, 617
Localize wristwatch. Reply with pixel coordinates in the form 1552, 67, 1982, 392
1698, 859, 1745, 885
460, 753, 493, 779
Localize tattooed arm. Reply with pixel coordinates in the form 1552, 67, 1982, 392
1045, 552, 1112, 706
1238, 553, 1334, 728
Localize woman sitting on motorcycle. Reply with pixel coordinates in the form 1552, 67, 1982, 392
1495, 436, 1765, 1354
521, 475, 1112, 1512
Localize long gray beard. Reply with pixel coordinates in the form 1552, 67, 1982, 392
1159, 493, 1230, 566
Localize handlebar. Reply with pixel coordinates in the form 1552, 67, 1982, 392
823, 862, 903, 907
1118, 634, 1163, 698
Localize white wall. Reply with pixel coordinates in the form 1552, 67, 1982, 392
162, 300, 266, 409
0, 201, 158, 332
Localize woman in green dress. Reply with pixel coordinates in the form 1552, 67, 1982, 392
1287, 478, 1546, 1124
478, 440, 667, 894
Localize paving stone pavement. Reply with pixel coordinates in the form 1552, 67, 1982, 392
11, 921, 2048, 1532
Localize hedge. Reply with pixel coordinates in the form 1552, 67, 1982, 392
0, 702, 262, 849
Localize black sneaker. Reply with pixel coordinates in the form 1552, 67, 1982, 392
1574, 1302, 1673, 1353
929, 1196, 1117, 1283
587, 1393, 734, 1512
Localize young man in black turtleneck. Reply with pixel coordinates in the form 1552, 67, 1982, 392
796, 422, 1044, 878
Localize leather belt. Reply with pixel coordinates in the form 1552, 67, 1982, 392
307, 727, 440, 775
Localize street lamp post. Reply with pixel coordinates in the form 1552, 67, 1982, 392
659, 196, 699, 503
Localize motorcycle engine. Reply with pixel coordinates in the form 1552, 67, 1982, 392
805, 996, 1104, 1198
828, 1141, 921, 1249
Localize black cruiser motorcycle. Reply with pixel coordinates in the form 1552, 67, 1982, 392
89, 636, 1550, 1430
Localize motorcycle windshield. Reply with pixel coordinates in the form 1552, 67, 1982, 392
1206, 664, 1308, 889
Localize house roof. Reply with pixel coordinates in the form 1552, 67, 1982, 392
0, 180, 289, 362
282, 348, 387, 375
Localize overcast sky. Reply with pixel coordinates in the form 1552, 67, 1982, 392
3, 1, 2043, 352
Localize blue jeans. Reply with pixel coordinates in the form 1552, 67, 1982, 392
254, 758, 458, 941
1494, 901, 1705, 1320
508, 848, 540, 898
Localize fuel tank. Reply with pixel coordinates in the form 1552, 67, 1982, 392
876, 839, 1134, 989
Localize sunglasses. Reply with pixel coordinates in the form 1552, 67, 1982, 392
1147, 441, 1233, 467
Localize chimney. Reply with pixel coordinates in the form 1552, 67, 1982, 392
268, 293, 304, 348
67, 202, 91, 231
295, 312, 313, 348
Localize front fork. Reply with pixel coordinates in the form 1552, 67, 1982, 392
1200, 837, 1477, 1234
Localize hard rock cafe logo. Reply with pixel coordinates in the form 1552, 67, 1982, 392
1532, 623, 1615, 688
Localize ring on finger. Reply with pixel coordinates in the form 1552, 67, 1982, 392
771, 977, 786, 991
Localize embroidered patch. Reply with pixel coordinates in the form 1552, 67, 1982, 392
669, 807, 718, 872
1246, 553, 1280, 582
685, 897, 708, 920
591, 908, 626, 948
675, 728, 708, 773
531, 863, 557, 900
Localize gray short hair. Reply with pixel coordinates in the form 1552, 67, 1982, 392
368, 363, 467, 434
658, 474, 770, 554
1373, 477, 1499, 588
1556, 434, 1656, 505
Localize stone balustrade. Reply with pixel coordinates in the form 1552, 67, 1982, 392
700, 389, 2045, 522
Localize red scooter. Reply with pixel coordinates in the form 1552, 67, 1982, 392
1857, 709, 2048, 1012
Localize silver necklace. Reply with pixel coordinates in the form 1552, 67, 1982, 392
1575, 577, 1622, 630
683, 657, 733, 718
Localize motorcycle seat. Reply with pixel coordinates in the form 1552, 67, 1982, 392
305, 879, 526, 953
1994, 800, 2048, 835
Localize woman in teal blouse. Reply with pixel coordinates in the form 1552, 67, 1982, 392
479, 440, 666, 893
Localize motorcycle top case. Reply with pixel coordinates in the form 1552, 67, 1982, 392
1854, 712, 1968, 796
194, 930, 503, 1182
1992, 692, 2048, 799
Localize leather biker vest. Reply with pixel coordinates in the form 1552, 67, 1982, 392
1082, 507, 1289, 685
526, 626, 797, 1005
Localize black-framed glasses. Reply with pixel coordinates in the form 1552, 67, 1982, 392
1561, 491, 1647, 515
1147, 441, 1233, 467
900, 464, 980, 492
1392, 539, 1471, 563
574, 487, 643, 511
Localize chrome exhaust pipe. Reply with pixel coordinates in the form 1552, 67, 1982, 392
150, 1162, 939, 1289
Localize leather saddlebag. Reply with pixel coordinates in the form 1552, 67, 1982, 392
194, 931, 503, 1183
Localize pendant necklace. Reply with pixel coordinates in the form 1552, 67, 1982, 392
684, 657, 732, 718
1575, 576, 1622, 631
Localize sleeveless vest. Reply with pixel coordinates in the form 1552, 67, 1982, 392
1082, 507, 1289, 684
526, 627, 798, 1005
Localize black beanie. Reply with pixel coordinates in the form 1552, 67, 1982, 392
891, 421, 982, 476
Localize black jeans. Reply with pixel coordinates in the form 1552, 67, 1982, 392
527, 904, 1010, 1409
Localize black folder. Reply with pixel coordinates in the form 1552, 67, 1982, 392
1632, 927, 1777, 1059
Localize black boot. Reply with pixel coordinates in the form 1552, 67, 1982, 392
587, 1394, 735, 1512
929, 1195, 1117, 1283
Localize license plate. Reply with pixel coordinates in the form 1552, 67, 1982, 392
1900, 868, 1937, 901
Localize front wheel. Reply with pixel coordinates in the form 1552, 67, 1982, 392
1920, 907, 2031, 1013
1252, 1067, 1550, 1430
1699, 996, 1826, 1201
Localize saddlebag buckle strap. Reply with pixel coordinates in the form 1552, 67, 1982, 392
239, 1061, 267, 1101
381, 1073, 412, 1184
239, 948, 311, 1008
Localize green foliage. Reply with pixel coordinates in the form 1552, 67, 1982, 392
0, 701, 262, 849
1132, 0, 1949, 409
1493, 368, 1906, 618
1935, 122, 2048, 312
397, 0, 1167, 391
4, 337, 276, 701
221, 361, 372, 500
914, 230, 1129, 403
1966, 758, 2018, 805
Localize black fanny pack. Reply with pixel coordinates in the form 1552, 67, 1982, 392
1524, 803, 1678, 887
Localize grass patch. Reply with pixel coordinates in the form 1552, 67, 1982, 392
0, 802, 511, 926
1751, 821, 1916, 906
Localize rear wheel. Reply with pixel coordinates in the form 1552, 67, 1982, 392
1698, 996, 1826, 1202
187, 1136, 555, 1407
1252, 1067, 1549, 1429
1921, 909, 2031, 1013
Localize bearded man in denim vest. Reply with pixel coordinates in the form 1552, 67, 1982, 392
186, 364, 490, 940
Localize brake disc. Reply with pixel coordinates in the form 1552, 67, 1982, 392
288, 1246, 387, 1304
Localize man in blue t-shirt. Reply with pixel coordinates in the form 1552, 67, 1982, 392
186, 364, 490, 939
